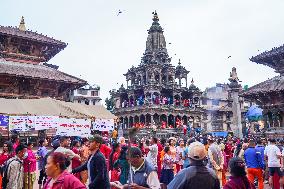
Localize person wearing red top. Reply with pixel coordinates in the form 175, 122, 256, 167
0, 141, 14, 188
100, 142, 112, 171
11, 135, 20, 151
23, 142, 37, 189
157, 141, 163, 178
43, 152, 86, 189
71, 140, 82, 181
109, 143, 121, 188
224, 140, 233, 165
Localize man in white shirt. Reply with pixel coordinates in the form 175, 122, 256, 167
264, 138, 283, 187
54, 136, 80, 170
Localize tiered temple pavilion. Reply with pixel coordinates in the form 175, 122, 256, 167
110, 12, 204, 129
0, 17, 86, 100
242, 45, 284, 137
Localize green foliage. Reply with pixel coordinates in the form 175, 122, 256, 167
105, 96, 115, 111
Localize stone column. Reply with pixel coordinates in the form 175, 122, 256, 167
159, 74, 162, 84
146, 72, 148, 84
151, 114, 153, 125
186, 78, 188, 88
228, 67, 243, 138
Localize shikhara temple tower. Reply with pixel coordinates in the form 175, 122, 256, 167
110, 12, 204, 129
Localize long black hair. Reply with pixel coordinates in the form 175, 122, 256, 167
4, 141, 13, 154
229, 157, 251, 189
118, 146, 128, 160
109, 143, 120, 170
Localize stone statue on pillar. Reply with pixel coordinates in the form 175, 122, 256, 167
228, 67, 243, 138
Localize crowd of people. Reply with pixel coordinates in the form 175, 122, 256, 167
121, 95, 196, 108
0, 132, 283, 189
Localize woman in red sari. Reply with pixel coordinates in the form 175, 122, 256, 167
71, 140, 82, 181
0, 141, 14, 188
109, 143, 121, 188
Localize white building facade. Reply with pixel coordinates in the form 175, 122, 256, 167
70, 84, 101, 105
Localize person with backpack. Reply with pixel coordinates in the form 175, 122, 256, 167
3, 143, 27, 189
0, 141, 14, 189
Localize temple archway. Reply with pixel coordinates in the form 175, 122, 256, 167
146, 114, 151, 127
129, 116, 134, 127
153, 113, 159, 125
124, 117, 129, 128
168, 114, 174, 128
140, 115, 145, 124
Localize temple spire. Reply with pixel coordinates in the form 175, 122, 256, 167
142, 11, 169, 64
19, 16, 26, 31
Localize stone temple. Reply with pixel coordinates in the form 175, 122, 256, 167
110, 12, 204, 130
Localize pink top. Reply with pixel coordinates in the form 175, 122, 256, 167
23, 148, 37, 172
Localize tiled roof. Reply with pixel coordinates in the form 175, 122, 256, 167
0, 25, 67, 47
250, 44, 284, 64
0, 60, 86, 84
241, 75, 284, 96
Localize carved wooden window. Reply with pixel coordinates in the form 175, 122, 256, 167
91, 91, 98, 96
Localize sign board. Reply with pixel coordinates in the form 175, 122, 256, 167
56, 118, 91, 137
34, 116, 59, 130
92, 119, 114, 131
9, 116, 35, 131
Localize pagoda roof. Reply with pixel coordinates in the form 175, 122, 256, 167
250, 44, 284, 71
0, 25, 67, 47
0, 60, 86, 85
242, 75, 284, 96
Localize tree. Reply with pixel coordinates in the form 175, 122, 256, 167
105, 96, 115, 111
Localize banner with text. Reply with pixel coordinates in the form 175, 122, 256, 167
56, 118, 91, 137
34, 116, 59, 131
92, 119, 114, 131
9, 116, 35, 131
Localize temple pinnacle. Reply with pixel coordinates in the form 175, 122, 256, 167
19, 16, 26, 31
152, 10, 159, 22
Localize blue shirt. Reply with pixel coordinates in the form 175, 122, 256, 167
37, 146, 48, 170
255, 145, 265, 165
244, 147, 264, 169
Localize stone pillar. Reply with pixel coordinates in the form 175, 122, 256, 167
179, 77, 181, 86
159, 74, 162, 84
186, 78, 188, 88
151, 114, 153, 125
228, 67, 243, 138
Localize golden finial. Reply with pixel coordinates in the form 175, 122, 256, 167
19, 16, 26, 31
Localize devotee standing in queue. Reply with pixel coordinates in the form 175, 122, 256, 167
55, 136, 80, 172
72, 134, 110, 189
264, 138, 283, 187
43, 152, 86, 189
160, 146, 175, 188
109, 143, 121, 186
113, 146, 129, 185
23, 142, 37, 189
5, 144, 27, 189
71, 140, 82, 181
145, 137, 158, 170
175, 139, 185, 173
244, 139, 264, 189
223, 157, 256, 189
208, 137, 224, 185
80, 139, 90, 184
37, 139, 49, 189
0, 141, 14, 188
111, 147, 160, 189
168, 142, 220, 189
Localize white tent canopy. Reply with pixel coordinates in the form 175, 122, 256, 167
0, 98, 115, 119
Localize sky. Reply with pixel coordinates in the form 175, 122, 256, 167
1, 0, 284, 103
